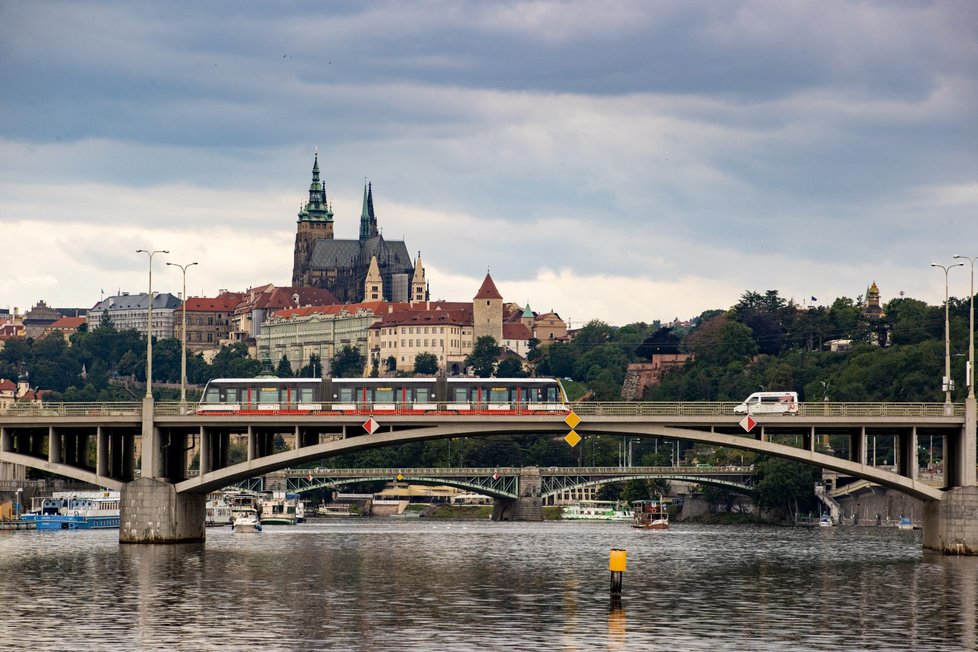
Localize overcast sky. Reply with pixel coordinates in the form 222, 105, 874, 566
1, 0, 976, 326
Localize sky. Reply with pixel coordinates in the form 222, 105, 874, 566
1, 0, 976, 327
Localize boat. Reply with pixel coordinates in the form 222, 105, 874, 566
819, 513, 834, 527
631, 498, 669, 530
260, 493, 300, 525
316, 502, 358, 517
897, 516, 913, 530
231, 510, 262, 533
561, 501, 632, 521
205, 493, 234, 527
21, 491, 121, 530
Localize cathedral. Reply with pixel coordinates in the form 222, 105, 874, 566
291, 153, 427, 304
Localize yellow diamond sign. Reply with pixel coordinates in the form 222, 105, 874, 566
564, 430, 582, 447
396, 473, 404, 481
564, 411, 581, 429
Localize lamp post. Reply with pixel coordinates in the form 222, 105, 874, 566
953, 255, 976, 399
15, 487, 22, 520
932, 262, 963, 410
137, 249, 169, 399
166, 261, 198, 411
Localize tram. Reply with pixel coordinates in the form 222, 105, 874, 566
197, 376, 569, 416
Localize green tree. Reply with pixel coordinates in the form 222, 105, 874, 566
495, 357, 526, 377
752, 457, 820, 520
465, 336, 500, 378
332, 346, 366, 378
414, 352, 438, 375
276, 355, 294, 378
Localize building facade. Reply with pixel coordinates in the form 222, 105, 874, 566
182, 292, 244, 353
89, 292, 181, 340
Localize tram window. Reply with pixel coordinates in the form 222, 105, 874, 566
489, 388, 510, 402
374, 388, 394, 403
297, 388, 314, 402
258, 387, 279, 403
452, 388, 468, 402
415, 389, 429, 403
338, 388, 353, 402
204, 387, 220, 402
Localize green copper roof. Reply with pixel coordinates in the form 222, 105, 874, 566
298, 152, 334, 223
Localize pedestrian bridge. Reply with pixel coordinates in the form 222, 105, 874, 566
1, 397, 974, 551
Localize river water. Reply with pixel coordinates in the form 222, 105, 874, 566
1, 520, 975, 651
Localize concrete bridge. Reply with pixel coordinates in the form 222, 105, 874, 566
0, 397, 974, 553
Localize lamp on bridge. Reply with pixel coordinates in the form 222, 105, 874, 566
137, 249, 169, 399
167, 260, 198, 412
932, 262, 964, 411
953, 255, 977, 400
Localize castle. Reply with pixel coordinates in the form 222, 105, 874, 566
291, 153, 427, 304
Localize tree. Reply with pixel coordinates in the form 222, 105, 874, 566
752, 457, 821, 520
332, 346, 365, 378
495, 357, 526, 377
465, 336, 500, 378
414, 352, 438, 375
276, 355, 294, 378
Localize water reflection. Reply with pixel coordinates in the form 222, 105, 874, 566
0, 522, 975, 650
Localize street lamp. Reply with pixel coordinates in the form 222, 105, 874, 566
167, 261, 198, 411
953, 255, 976, 399
932, 262, 963, 410
15, 487, 22, 520
137, 249, 169, 399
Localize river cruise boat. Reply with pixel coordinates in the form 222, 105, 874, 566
22, 491, 121, 530
631, 498, 669, 530
562, 501, 631, 521
897, 516, 914, 530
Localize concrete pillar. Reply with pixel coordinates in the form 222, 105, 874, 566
510, 467, 543, 521
851, 427, 865, 465
923, 486, 978, 555
48, 426, 61, 464
1, 426, 10, 453
199, 426, 210, 475
141, 396, 159, 479
963, 397, 977, 487
120, 477, 205, 544
97, 426, 109, 478
247, 425, 256, 461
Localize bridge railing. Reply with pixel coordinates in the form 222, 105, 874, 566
2, 400, 962, 419
0, 402, 142, 417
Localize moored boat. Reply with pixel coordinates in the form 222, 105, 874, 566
562, 501, 631, 521
897, 516, 913, 530
21, 491, 121, 530
631, 498, 669, 530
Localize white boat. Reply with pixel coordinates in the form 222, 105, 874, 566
562, 501, 632, 521
260, 493, 300, 525
897, 516, 913, 530
819, 514, 834, 527
232, 510, 262, 533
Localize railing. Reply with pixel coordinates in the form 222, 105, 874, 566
0, 402, 142, 417
0, 401, 965, 419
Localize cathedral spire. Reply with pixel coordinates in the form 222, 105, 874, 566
359, 181, 371, 241
367, 182, 378, 237
299, 151, 333, 224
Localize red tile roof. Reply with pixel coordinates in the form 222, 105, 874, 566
48, 316, 86, 329
474, 273, 503, 300
184, 293, 244, 312
502, 323, 532, 340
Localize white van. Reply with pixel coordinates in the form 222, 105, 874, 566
733, 391, 799, 415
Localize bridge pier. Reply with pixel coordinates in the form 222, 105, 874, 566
923, 486, 978, 555
491, 467, 543, 521
120, 478, 205, 544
